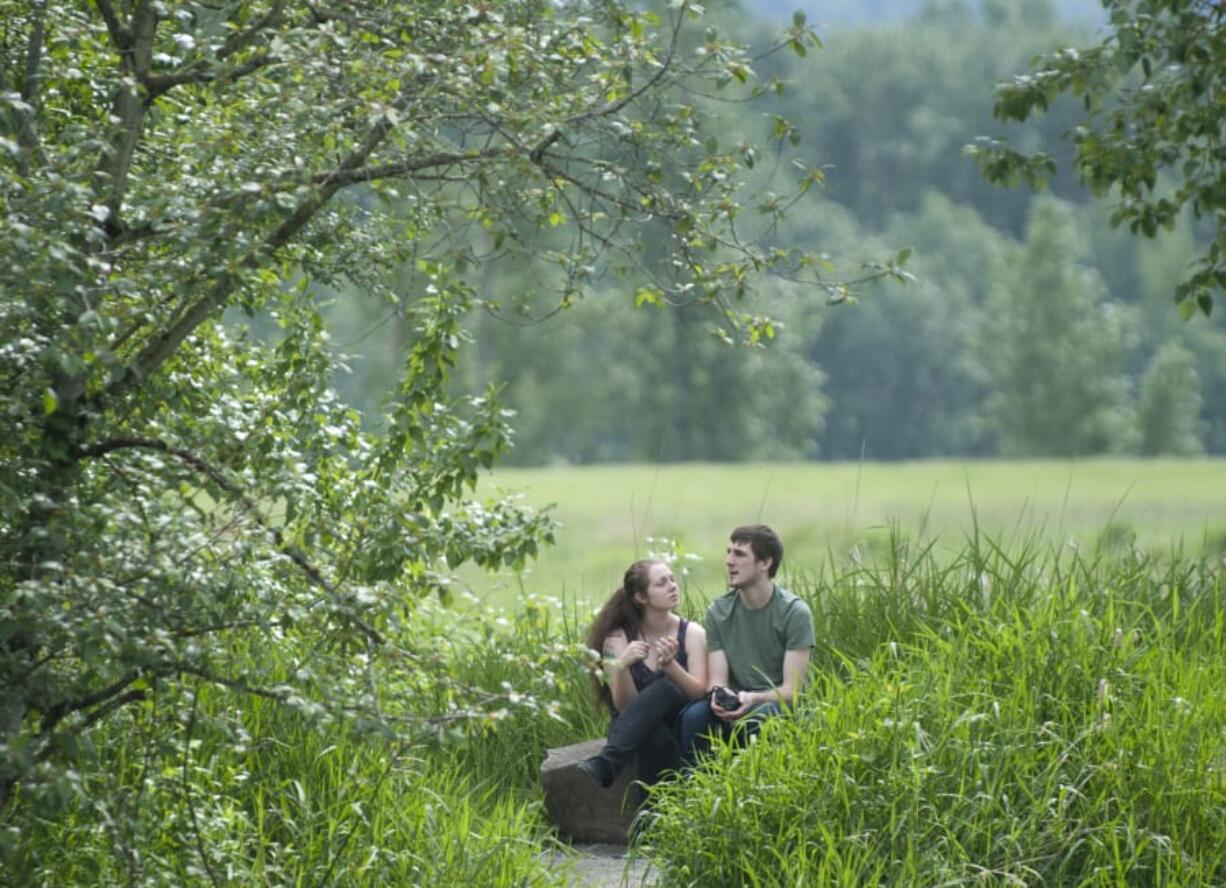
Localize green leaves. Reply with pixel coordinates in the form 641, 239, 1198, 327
646, 545, 1226, 886
964, 137, 1057, 190
635, 286, 665, 307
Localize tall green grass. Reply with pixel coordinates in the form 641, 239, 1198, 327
4, 595, 602, 887
9, 702, 573, 886
640, 542, 1225, 886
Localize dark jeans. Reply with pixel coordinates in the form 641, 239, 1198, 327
596, 679, 688, 785
678, 697, 783, 767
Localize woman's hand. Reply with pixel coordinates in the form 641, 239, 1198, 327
655, 635, 679, 668
618, 639, 650, 667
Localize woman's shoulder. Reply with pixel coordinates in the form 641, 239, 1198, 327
602, 627, 629, 649
682, 619, 707, 642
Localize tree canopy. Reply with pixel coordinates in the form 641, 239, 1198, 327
0, 0, 829, 816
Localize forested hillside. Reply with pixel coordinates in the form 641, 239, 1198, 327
327, 0, 1225, 463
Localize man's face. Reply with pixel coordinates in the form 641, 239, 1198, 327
725, 539, 770, 589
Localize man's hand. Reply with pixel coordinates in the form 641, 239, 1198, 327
711, 688, 751, 722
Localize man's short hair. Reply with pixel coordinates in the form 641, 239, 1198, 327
730, 524, 783, 578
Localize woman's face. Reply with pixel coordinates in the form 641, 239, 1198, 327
638, 562, 680, 611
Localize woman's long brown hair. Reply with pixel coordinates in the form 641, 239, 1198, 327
585, 559, 660, 712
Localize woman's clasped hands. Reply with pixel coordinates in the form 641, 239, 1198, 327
618, 634, 678, 669
655, 635, 678, 668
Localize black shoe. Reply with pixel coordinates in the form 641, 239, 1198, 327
576, 756, 614, 789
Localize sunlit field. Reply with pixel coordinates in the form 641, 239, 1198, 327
463, 459, 1226, 607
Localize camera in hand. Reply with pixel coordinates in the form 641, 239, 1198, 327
712, 686, 741, 710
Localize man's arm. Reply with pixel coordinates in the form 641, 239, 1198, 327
706, 649, 729, 692
706, 648, 742, 721
743, 648, 810, 709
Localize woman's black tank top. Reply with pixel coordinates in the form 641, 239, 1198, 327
628, 618, 690, 691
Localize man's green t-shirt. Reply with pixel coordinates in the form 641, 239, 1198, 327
704, 585, 815, 691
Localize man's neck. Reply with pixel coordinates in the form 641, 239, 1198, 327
737, 578, 775, 610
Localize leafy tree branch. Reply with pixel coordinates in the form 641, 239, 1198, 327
969, 0, 1225, 315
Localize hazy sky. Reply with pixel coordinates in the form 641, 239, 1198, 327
749, 0, 1108, 29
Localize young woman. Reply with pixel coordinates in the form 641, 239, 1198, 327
579, 559, 708, 787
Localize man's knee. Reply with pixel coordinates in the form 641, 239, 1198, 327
677, 699, 714, 756
748, 699, 782, 720
679, 698, 712, 735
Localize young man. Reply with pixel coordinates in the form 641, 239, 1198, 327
679, 524, 815, 762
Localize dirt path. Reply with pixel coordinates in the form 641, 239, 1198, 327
546, 842, 656, 887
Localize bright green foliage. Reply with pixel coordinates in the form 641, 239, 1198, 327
0, 0, 826, 831
968, 0, 1226, 316
984, 197, 1135, 456
6, 593, 601, 885
643, 544, 1226, 885
1136, 341, 1205, 455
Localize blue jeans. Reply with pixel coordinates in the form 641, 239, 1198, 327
678, 697, 783, 766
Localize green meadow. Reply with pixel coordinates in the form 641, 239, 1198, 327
465, 459, 1226, 606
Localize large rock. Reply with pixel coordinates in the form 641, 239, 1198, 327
540, 739, 644, 844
